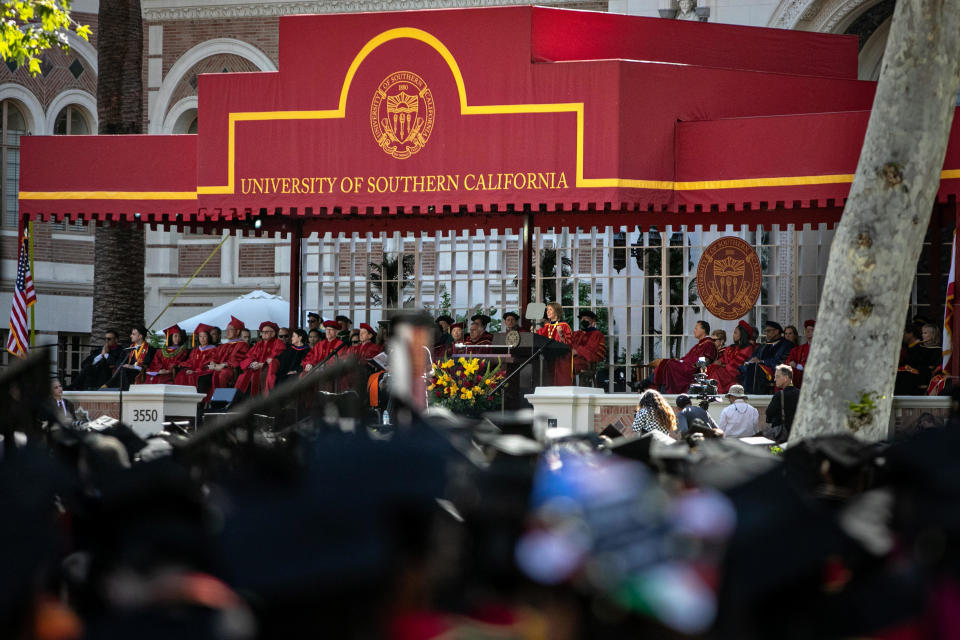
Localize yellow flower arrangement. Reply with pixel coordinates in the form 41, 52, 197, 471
428, 355, 507, 416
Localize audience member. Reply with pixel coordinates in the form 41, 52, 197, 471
764, 364, 799, 443
675, 393, 721, 437
717, 384, 758, 438
631, 389, 678, 438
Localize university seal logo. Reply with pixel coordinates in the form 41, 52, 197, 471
696, 237, 762, 320
370, 71, 435, 160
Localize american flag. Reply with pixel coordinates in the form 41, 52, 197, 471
6, 227, 36, 358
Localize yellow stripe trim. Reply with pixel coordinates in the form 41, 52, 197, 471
17, 27, 960, 201
19, 190, 198, 200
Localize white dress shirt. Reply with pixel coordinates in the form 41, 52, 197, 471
718, 399, 759, 438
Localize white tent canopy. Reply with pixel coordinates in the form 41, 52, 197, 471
175, 290, 290, 333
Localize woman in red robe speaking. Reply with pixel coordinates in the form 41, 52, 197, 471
706, 320, 755, 394
145, 324, 188, 384
653, 320, 718, 394
536, 302, 573, 386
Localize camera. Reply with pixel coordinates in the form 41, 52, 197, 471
687, 356, 720, 405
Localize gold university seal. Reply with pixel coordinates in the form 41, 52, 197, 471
696, 237, 762, 320
370, 71, 435, 160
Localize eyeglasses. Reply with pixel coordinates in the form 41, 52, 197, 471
279, 334, 290, 339
351, 340, 360, 345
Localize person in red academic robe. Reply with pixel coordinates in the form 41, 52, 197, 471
235, 321, 286, 396
536, 302, 574, 386
706, 320, 755, 394
786, 319, 814, 388
653, 320, 719, 394
144, 324, 189, 384
113, 325, 156, 388
340, 322, 383, 391
464, 313, 494, 347
174, 323, 218, 397
348, 323, 383, 362
208, 315, 249, 392
571, 309, 606, 381
302, 320, 346, 390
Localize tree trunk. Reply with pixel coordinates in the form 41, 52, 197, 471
91, 0, 145, 342
791, 0, 960, 441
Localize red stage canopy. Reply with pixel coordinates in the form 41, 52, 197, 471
18, 6, 960, 232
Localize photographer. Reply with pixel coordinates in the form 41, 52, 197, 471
675, 394, 722, 438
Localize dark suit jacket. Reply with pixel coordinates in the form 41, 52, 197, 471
766, 385, 801, 436
43, 397, 75, 425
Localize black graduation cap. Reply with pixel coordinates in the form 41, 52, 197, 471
602, 431, 675, 464
0, 449, 68, 631
215, 429, 450, 597
482, 409, 535, 439
782, 434, 887, 495
100, 421, 149, 459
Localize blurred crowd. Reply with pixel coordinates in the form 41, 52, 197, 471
3, 314, 960, 639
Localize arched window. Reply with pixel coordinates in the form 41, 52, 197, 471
53, 105, 90, 135
2, 100, 26, 228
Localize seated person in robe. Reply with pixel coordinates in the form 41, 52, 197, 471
786, 320, 815, 388
69, 329, 124, 390
706, 321, 755, 394
350, 323, 383, 361
175, 324, 218, 398
571, 309, 606, 383
896, 324, 936, 395
652, 320, 718, 394
303, 320, 347, 372
235, 321, 286, 397
144, 324, 189, 384
739, 321, 793, 395
207, 316, 249, 393
502, 311, 523, 333
114, 326, 155, 389
464, 313, 494, 346
275, 328, 310, 383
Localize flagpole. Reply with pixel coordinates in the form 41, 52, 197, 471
28, 220, 35, 348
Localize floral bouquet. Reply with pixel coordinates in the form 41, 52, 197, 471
428, 356, 507, 416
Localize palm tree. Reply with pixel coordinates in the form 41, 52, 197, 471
91, 0, 145, 342
368, 254, 415, 312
